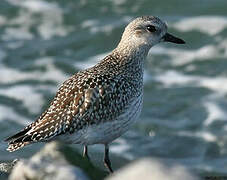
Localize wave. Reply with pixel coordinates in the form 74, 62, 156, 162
173, 16, 227, 36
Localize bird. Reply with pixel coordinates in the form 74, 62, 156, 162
5, 16, 185, 173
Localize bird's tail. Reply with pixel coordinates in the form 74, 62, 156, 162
7, 142, 31, 152
5, 127, 33, 152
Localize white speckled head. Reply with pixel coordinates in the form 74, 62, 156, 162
117, 16, 185, 51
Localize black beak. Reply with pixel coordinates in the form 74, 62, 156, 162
163, 32, 185, 44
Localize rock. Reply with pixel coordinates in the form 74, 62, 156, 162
0, 159, 18, 173
106, 158, 199, 180
0, 159, 18, 180
9, 159, 89, 180
9, 142, 106, 180
4, 142, 199, 180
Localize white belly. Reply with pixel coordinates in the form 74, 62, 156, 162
59, 94, 143, 145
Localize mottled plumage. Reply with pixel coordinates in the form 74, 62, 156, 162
5, 16, 185, 172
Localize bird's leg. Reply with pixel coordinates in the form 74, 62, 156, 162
104, 144, 113, 173
83, 145, 90, 160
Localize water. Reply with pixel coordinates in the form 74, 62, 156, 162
1, 0, 227, 177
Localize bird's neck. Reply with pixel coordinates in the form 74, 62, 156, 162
109, 42, 150, 75
113, 41, 150, 61
97, 42, 150, 76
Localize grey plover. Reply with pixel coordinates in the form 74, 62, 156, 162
5, 16, 185, 173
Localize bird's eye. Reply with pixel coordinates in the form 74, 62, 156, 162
146, 25, 156, 32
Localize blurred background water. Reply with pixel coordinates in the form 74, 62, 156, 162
0, 0, 227, 177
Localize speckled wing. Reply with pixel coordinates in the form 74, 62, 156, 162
5, 67, 131, 151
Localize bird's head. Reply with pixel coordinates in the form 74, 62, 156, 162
119, 16, 185, 49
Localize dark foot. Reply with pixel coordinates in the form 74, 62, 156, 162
83, 145, 90, 160
104, 144, 113, 173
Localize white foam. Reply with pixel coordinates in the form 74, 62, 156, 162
154, 70, 227, 125
173, 16, 227, 35
0, 57, 67, 84
22, 0, 60, 12
150, 42, 227, 66
199, 77, 227, 94
0, 15, 6, 25
199, 132, 217, 142
5, 0, 72, 40
4, 27, 33, 40
74, 52, 108, 70
0, 85, 45, 114
155, 70, 227, 94
203, 101, 227, 126
81, 19, 115, 34
178, 130, 217, 142
218, 39, 227, 56
111, 138, 134, 160
0, 105, 31, 126
7, 0, 60, 12
111, 0, 127, 6
81, 16, 131, 35
0, 58, 69, 115
37, 10, 73, 40
154, 70, 196, 86
0, 57, 68, 114
1, 10, 34, 41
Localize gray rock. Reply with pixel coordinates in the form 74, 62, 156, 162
0, 159, 18, 173
106, 158, 199, 180
9, 142, 90, 180
9, 159, 89, 180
